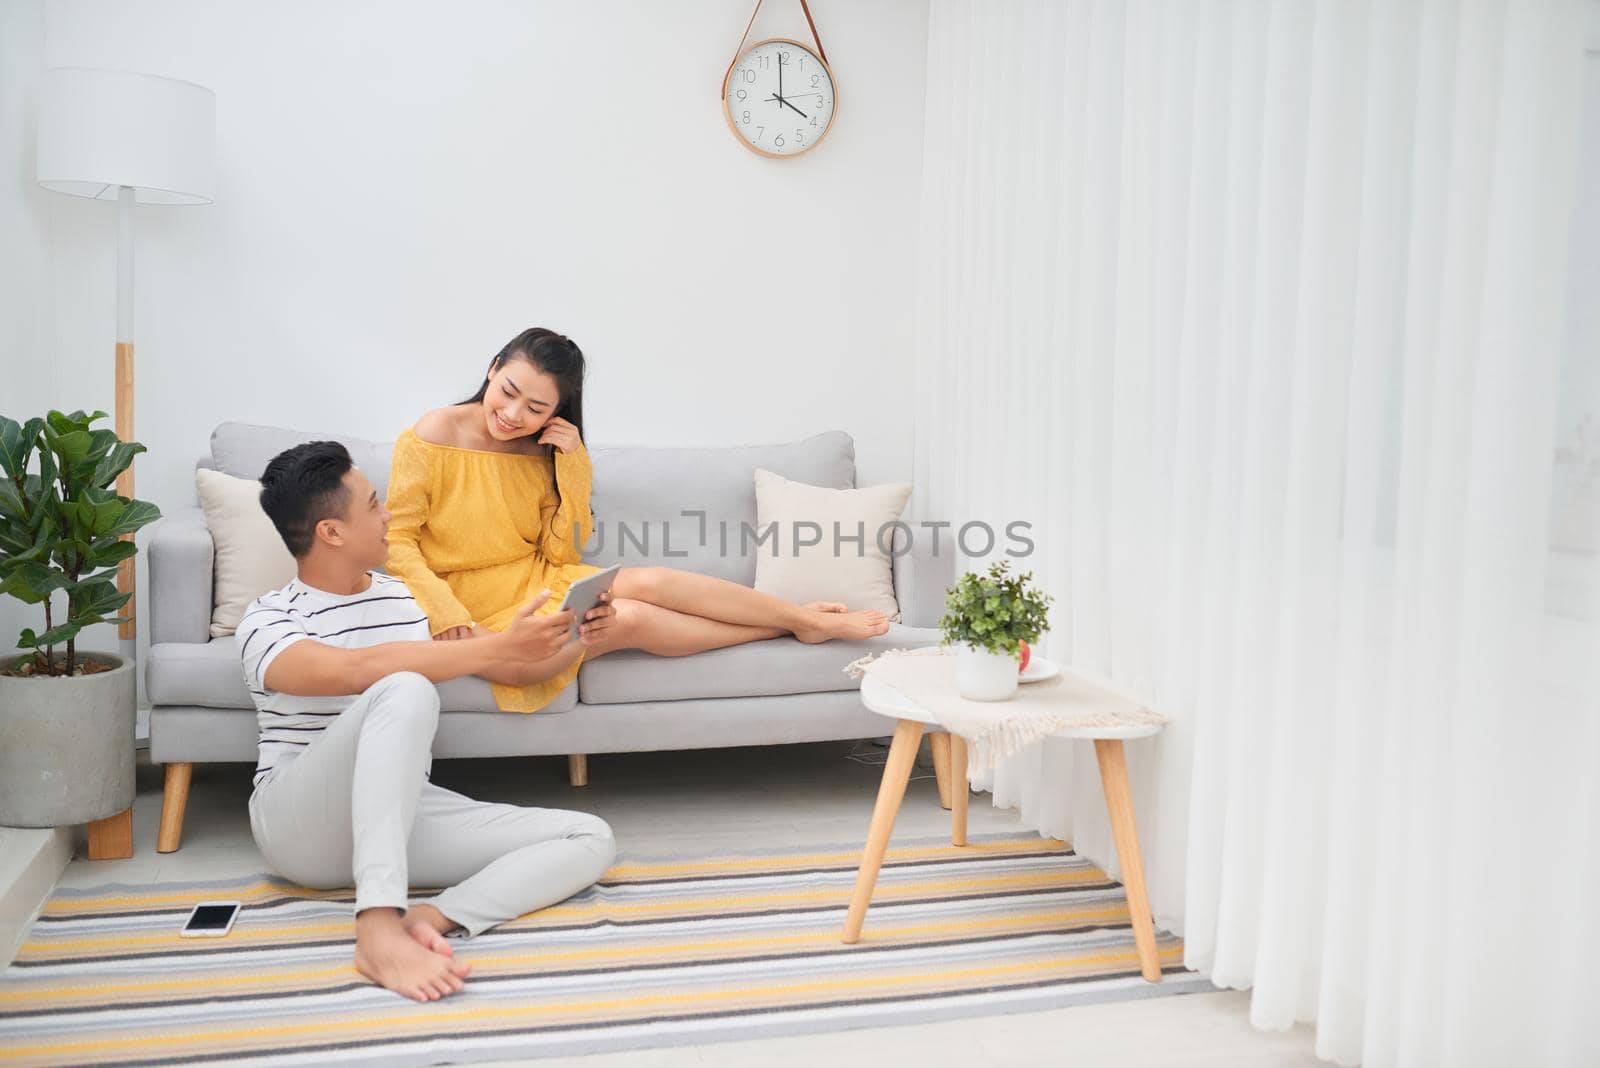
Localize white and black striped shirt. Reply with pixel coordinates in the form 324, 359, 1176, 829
235, 571, 431, 786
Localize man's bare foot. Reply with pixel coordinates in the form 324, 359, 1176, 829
402, 903, 459, 947
354, 908, 471, 1002
793, 607, 891, 644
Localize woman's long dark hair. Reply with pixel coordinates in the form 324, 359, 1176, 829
457, 327, 586, 444
456, 327, 589, 520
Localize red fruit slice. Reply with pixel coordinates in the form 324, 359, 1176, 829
1018, 639, 1031, 674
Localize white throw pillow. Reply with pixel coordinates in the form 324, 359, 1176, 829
195, 468, 298, 637
751, 467, 912, 621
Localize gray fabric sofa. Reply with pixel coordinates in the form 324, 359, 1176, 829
146, 422, 955, 851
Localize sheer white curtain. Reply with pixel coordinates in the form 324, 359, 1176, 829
912, 1, 1599, 1064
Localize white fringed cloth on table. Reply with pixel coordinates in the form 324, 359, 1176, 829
843, 646, 1169, 776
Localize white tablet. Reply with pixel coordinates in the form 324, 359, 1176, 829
557, 565, 622, 640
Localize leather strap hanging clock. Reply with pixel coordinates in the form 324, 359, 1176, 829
721, 0, 837, 158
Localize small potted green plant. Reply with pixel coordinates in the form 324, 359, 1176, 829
939, 559, 1054, 701
0, 411, 160, 827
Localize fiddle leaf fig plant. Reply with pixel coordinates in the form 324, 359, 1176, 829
939, 558, 1054, 659
0, 410, 161, 676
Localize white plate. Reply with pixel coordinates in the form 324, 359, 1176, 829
1018, 655, 1059, 683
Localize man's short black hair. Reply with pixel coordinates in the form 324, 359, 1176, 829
258, 441, 355, 558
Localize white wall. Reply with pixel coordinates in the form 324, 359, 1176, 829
0, 0, 57, 664
2, 1, 929, 676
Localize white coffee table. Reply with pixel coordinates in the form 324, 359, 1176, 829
842, 672, 1167, 982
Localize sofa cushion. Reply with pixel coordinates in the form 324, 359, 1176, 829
583, 431, 858, 586
146, 638, 576, 714
751, 467, 912, 620
576, 623, 943, 705
209, 422, 398, 498
195, 468, 298, 637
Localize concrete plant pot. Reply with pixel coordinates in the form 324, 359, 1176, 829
0, 652, 136, 828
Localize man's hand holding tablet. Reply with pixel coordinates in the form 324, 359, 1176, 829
498, 591, 573, 661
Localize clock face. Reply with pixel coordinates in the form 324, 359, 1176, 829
724, 39, 836, 157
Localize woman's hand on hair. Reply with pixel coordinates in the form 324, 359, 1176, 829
538, 417, 582, 455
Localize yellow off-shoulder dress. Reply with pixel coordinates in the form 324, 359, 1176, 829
384, 425, 602, 713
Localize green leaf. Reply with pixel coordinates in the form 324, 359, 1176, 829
0, 561, 73, 600
4, 511, 55, 564
0, 480, 25, 521
103, 499, 160, 538
69, 487, 126, 536
36, 437, 57, 489
18, 621, 81, 648
90, 441, 144, 488
0, 416, 41, 482
69, 577, 129, 620
45, 428, 94, 467
85, 538, 139, 569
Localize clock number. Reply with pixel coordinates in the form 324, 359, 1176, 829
756, 125, 765, 139
743, 70, 755, 83
811, 74, 820, 87
810, 115, 819, 127
774, 135, 785, 148
736, 89, 746, 101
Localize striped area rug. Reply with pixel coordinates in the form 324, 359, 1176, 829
0, 833, 1208, 1066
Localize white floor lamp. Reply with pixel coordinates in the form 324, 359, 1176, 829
35, 67, 215, 858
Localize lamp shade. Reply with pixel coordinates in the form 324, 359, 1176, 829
36, 67, 215, 204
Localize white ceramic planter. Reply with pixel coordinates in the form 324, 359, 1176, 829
955, 642, 1019, 701
0, 652, 136, 827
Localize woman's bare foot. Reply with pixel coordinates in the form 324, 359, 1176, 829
803, 601, 848, 614
354, 908, 471, 1002
792, 607, 891, 644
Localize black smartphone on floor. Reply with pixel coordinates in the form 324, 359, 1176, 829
180, 901, 241, 938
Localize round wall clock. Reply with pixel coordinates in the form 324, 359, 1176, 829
721, 2, 837, 158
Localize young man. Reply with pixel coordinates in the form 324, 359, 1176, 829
237, 440, 617, 1003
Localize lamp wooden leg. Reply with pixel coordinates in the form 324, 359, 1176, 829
949, 733, 969, 847
1094, 738, 1161, 982
929, 731, 953, 810
87, 807, 133, 860
567, 754, 589, 787
157, 762, 193, 854
843, 718, 925, 944
115, 339, 136, 640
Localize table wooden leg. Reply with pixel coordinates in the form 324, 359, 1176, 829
929, 731, 953, 810
1094, 738, 1161, 982
949, 733, 969, 847
842, 718, 925, 944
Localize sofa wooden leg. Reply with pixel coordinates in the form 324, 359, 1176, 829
929, 732, 953, 810
567, 754, 589, 788
157, 762, 193, 854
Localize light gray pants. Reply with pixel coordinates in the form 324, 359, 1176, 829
248, 671, 616, 938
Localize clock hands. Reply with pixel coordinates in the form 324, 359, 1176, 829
768, 52, 810, 119
766, 92, 809, 119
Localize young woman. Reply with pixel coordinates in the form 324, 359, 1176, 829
384, 326, 892, 716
